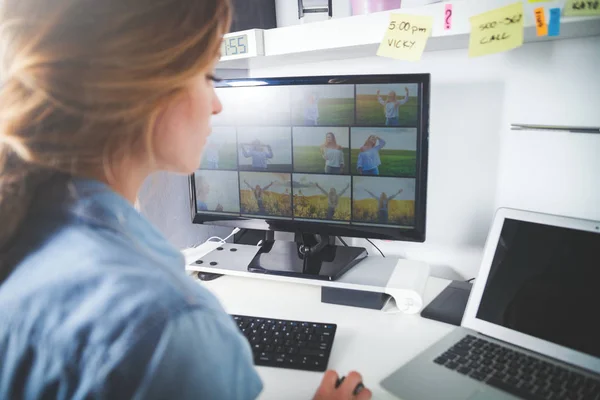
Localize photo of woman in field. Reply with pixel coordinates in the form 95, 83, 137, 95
292, 174, 351, 222
292, 127, 349, 175
320, 132, 345, 174
292, 85, 355, 126
364, 188, 404, 224
239, 172, 292, 217
243, 179, 273, 214
315, 182, 350, 219
351, 128, 417, 177
356, 83, 419, 126
356, 135, 386, 175
377, 88, 409, 126
352, 176, 415, 226
238, 127, 292, 172
240, 140, 273, 170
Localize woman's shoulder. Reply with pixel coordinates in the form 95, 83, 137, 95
2, 224, 226, 344
7, 218, 215, 309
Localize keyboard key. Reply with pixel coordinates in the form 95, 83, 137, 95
299, 348, 326, 358
434, 357, 448, 365
275, 355, 286, 364
470, 371, 487, 381
479, 366, 492, 375
458, 367, 473, 375
446, 362, 459, 370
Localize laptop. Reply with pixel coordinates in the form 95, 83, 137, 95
381, 208, 600, 400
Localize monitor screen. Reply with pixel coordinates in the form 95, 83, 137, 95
190, 74, 430, 241
476, 218, 600, 358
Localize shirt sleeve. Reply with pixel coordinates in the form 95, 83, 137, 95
397, 94, 409, 106
374, 139, 386, 150
377, 96, 385, 106
134, 309, 263, 400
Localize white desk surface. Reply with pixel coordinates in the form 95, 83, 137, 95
196, 273, 456, 400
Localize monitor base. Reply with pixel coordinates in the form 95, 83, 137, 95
247, 233, 367, 281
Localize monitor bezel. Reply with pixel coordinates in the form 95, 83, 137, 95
189, 74, 430, 242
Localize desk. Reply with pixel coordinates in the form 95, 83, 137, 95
195, 274, 456, 399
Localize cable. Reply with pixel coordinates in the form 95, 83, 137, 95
337, 236, 349, 247
206, 227, 241, 245
366, 238, 385, 258
466, 278, 475, 283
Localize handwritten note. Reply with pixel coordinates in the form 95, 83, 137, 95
565, 0, 600, 16
534, 7, 548, 36
377, 13, 434, 62
445, 4, 453, 30
548, 8, 561, 36
469, 2, 524, 58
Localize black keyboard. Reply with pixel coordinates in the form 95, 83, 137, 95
231, 314, 337, 372
434, 335, 600, 400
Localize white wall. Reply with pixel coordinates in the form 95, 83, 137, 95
250, 36, 600, 279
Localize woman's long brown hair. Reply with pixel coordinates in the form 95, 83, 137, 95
0, 0, 231, 281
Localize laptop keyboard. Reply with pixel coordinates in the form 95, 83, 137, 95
434, 335, 600, 400
231, 314, 336, 372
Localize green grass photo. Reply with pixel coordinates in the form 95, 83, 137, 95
292, 98, 355, 126
351, 149, 417, 177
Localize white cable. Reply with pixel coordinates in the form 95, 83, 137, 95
206, 227, 241, 245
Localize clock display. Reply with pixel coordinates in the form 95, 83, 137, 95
221, 34, 249, 57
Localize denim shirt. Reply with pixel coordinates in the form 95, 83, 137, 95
0, 178, 263, 400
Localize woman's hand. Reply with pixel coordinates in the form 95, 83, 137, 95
376, 90, 380, 96
405, 87, 409, 95
313, 370, 372, 400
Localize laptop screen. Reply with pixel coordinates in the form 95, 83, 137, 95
476, 218, 600, 358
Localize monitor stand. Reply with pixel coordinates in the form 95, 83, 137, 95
247, 232, 367, 281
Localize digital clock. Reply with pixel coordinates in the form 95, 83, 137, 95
220, 29, 265, 60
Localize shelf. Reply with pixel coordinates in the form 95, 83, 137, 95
217, 0, 600, 70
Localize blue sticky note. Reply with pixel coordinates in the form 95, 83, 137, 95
548, 8, 561, 37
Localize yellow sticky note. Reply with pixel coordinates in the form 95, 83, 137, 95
469, 2, 524, 58
565, 0, 600, 16
377, 14, 433, 62
534, 7, 548, 36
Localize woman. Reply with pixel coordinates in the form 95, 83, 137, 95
240, 140, 273, 170
304, 91, 320, 125
377, 88, 409, 126
320, 132, 345, 174
365, 188, 404, 224
0, 1, 370, 399
315, 183, 350, 219
357, 135, 386, 175
244, 180, 274, 214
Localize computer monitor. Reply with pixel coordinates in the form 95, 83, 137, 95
189, 74, 430, 280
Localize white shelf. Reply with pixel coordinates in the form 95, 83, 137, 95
218, 0, 600, 70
